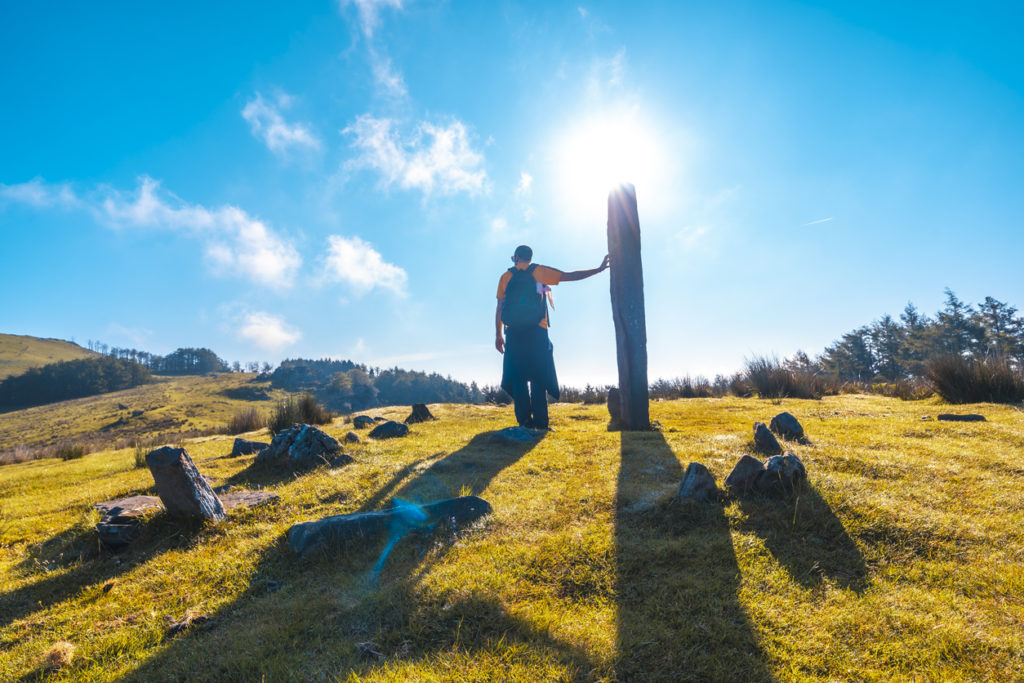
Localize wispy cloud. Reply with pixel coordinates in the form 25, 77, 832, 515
241, 93, 320, 155
343, 115, 489, 197
1, 177, 301, 289
802, 217, 834, 226
341, 0, 406, 37
369, 49, 408, 98
240, 311, 302, 351
321, 234, 408, 296
516, 172, 533, 198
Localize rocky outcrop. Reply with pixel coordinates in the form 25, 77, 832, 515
769, 412, 804, 440
753, 421, 782, 454
405, 403, 436, 424
231, 438, 269, 457
353, 415, 376, 429
288, 495, 493, 555
725, 452, 807, 498
368, 421, 410, 439
146, 447, 226, 521
255, 424, 348, 469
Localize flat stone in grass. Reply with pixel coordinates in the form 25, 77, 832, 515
146, 447, 226, 521
287, 495, 492, 555
255, 424, 346, 469
676, 462, 718, 503
352, 415, 376, 429
405, 403, 436, 424
489, 426, 538, 444
937, 414, 986, 422
770, 412, 804, 440
753, 421, 782, 454
231, 438, 269, 457
369, 420, 409, 439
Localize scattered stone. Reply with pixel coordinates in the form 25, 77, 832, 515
117, 403, 129, 410
369, 420, 410, 439
769, 412, 804, 440
405, 403, 436, 424
373, 416, 386, 422
758, 453, 807, 494
344, 431, 361, 444
146, 447, 226, 521
937, 414, 986, 422
607, 387, 621, 423
353, 415, 376, 429
675, 462, 718, 503
131, 409, 144, 417
230, 437, 269, 457
255, 424, 344, 469
489, 426, 538, 444
752, 421, 782, 454
724, 455, 765, 497
288, 495, 493, 555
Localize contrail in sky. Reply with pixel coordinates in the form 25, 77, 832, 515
803, 217, 834, 226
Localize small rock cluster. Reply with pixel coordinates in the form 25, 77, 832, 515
255, 424, 351, 469
676, 412, 809, 504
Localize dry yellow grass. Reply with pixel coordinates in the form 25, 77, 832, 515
1, 395, 1022, 681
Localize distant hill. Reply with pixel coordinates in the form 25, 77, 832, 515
0, 333, 99, 380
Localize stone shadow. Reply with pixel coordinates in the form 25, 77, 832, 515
736, 485, 869, 592
117, 430, 604, 680
615, 429, 773, 681
1, 514, 209, 631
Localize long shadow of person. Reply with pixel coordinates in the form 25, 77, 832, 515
615, 429, 773, 681
118, 429, 603, 680
736, 485, 869, 592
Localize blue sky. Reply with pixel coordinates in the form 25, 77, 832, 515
2, 0, 1022, 385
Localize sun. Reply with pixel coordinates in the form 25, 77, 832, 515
554, 108, 666, 223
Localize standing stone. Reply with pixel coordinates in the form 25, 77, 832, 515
752, 421, 782, 454
145, 447, 226, 521
676, 462, 718, 502
607, 387, 622, 423
405, 403, 436, 424
769, 412, 804, 440
607, 184, 650, 431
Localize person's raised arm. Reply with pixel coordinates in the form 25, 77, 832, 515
560, 255, 610, 282
495, 299, 505, 354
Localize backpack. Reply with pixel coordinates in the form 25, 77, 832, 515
501, 264, 547, 329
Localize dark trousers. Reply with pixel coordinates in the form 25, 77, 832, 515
501, 326, 555, 430
511, 377, 548, 429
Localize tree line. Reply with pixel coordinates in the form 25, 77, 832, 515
0, 356, 152, 409
88, 341, 271, 375
797, 289, 1024, 382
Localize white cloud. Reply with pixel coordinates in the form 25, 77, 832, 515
240, 312, 302, 351
491, 216, 508, 232
343, 115, 489, 197
369, 50, 408, 98
803, 217, 834, 226
322, 234, 407, 296
2, 176, 301, 289
242, 93, 320, 155
341, 0, 406, 37
516, 172, 533, 198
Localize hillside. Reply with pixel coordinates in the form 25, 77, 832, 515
1, 395, 1022, 680
0, 373, 288, 458
0, 333, 99, 380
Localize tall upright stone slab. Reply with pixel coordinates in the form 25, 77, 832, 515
607, 183, 650, 430
145, 446, 226, 521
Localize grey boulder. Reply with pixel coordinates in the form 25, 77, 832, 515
758, 453, 807, 494
256, 424, 346, 469
146, 446, 226, 521
769, 412, 804, 440
369, 420, 410, 439
724, 455, 766, 497
231, 437, 269, 457
353, 415, 376, 429
752, 421, 782, 454
288, 495, 492, 555
676, 462, 718, 503
489, 426, 538, 444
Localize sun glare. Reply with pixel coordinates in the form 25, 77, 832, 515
554, 109, 666, 223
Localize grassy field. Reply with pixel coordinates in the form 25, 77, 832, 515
0, 373, 288, 457
1, 395, 1022, 681
0, 334, 98, 380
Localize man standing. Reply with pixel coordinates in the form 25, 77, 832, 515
495, 245, 610, 430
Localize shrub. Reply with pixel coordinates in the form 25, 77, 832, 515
225, 407, 268, 435
869, 379, 933, 401
55, 442, 88, 461
650, 376, 715, 399
925, 355, 1024, 404
269, 393, 334, 434
744, 355, 824, 399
